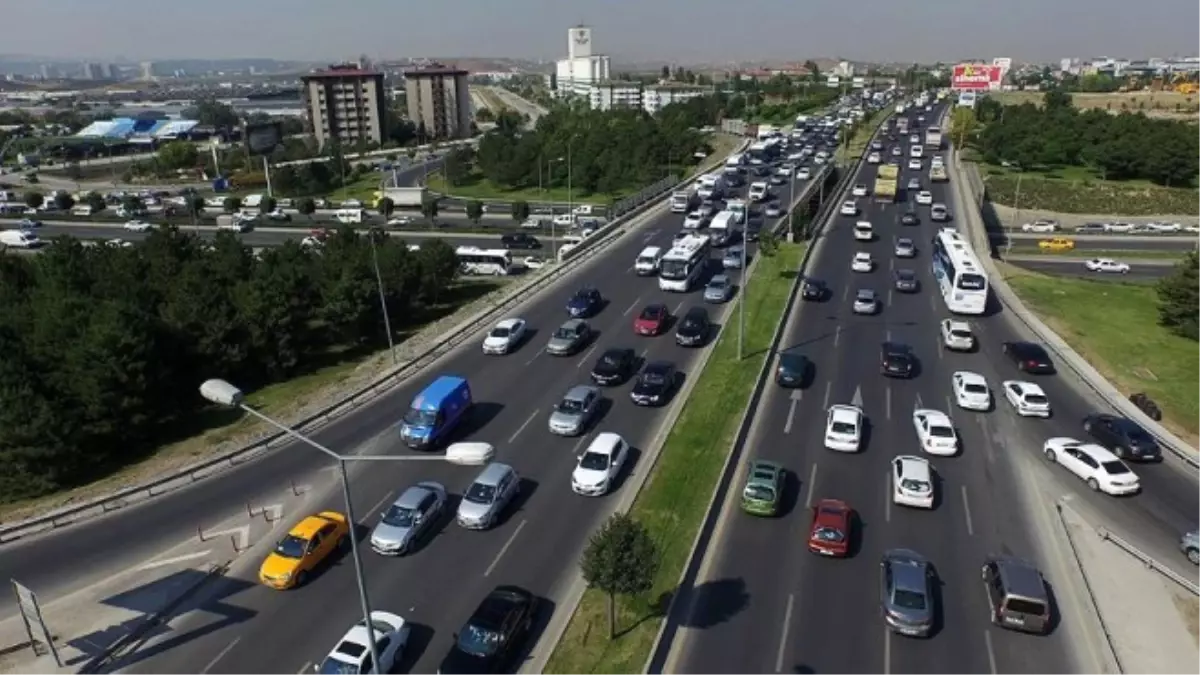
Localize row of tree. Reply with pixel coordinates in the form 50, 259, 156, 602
968, 90, 1198, 186
1157, 251, 1198, 341
0, 227, 461, 501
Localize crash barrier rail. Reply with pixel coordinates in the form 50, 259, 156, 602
0, 139, 751, 545
1095, 526, 1200, 596
952, 154, 1199, 468
645, 108, 895, 673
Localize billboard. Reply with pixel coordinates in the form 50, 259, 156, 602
243, 121, 283, 156
992, 57, 1012, 74
951, 63, 1004, 91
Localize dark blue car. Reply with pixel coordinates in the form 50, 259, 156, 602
566, 287, 602, 318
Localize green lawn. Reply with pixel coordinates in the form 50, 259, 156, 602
545, 243, 807, 674
843, 110, 887, 162
982, 164, 1197, 216
1001, 264, 1198, 443
1007, 247, 1190, 260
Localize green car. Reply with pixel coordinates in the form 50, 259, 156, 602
741, 460, 784, 516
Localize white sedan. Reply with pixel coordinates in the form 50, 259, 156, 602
1043, 438, 1140, 496
1144, 222, 1181, 233
852, 184, 869, 197
824, 404, 864, 452
892, 455, 935, 509
915, 191, 933, 205
851, 252, 874, 273
912, 409, 958, 456
387, 216, 415, 226
316, 611, 411, 674
123, 220, 153, 232
482, 317, 527, 355
907, 158, 923, 170
1002, 380, 1051, 417
300, 236, 324, 248
952, 371, 992, 411
571, 432, 629, 496
796, 168, 811, 180
940, 319, 975, 351
1021, 221, 1059, 233
839, 201, 858, 217
104, 238, 134, 248
1084, 258, 1130, 274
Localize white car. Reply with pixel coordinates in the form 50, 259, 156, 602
683, 212, 706, 229
1002, 380, 1051, 417
952, 371, 992, 411
912, 409, 958, 456
520, 218, 544, 229
1105, 222, 1135, 233
317, 611, 410, 674
571, 432, 629, 496
300, 236, 324, 248
907, 158, 923, 170
853, 221, 874, 241
104, 238, 134, 248
387, 216, 414, 226
1184, 224, 1199, 234
522, 256, 548, 270
852, 289, 878, 314
1084, 258, 1130, 274
1144, 222, 1181, 233
797, 168, 811, 180
482, 317, 527, 355
852, 184, 869, 197
940, 319, 975, 351
867, 152, 882, 164
851, 251, 873, 273
824, 404, 864, 452
217, 220, 250, 233
915, 191, 933, 205
1042, 438, 1140, 496
1021, 220, 1059, 233
839, 201, 858, 217
123, 220, 153, 232
892, 456, 935, 509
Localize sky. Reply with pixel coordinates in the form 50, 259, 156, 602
7, 0, 1199, 64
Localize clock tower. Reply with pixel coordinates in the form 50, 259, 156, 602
567, 25, 592, 59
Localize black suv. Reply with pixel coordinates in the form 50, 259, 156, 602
880, 342, 915, 378
590, 348, 638, 386
1002, 341, 1056, 374
776, 352, 811, 388
440, 585, 538, 673
801, 278, 828, 301
1083, 413, 1162, 462
675, 307, 711, 347
631, 360, 677, 406
500, 232, 541, 250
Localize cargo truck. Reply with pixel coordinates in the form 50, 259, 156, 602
924, 127, 943, 149
670, 188, 698, 213
874, 165, 899, 202
929, 165, 948, 183
896, 117, 910, 135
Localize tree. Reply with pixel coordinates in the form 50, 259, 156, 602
580, 513, 658, 640
465, 200, 484, 225
377, 197, 395, 220
511, 200, 530, 223
297, 197, 317, 221
52, 192, 75, 212
441, 148, 472, 187
1156, 251, 1199, 341
85, 191, 106, 214
187, 98, 240, 129
223, 196, 242, 213
121, 195, 143, 214
949, 107, 978, 148
421, 195, 439, 224
23, 191, 44, 210
474, 108, 495, 123
157, 141, 199, 171
258, 196, 278, 215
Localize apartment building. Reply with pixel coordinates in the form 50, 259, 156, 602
301, 64, 387, 147
404, 64, 473, 140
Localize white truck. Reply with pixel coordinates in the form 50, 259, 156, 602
670, 188, 698, 213
0, 229, 41, 248
924, 127, 943, 150
708, 210, 737, 247
748, 181, 770, 203
696, 173, 725, 200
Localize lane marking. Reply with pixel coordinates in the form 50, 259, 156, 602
945, 395, 956, 419
887, 289, 893, 306
937, 332, 945, 360
508, 409, 539, 444
984, 629, 998, 673
961, 486, 975, 536
804, 463, 819, 508
885, 472, 892, 522
365, 490, 395, 519
929, 293, 937, 311
914, 391, 924, 409
622, 296, 643, 316
484, 519, 527, 577
821, 381, 831, 410
201, 636, 240, 674
297, 662, 312, 674
775, 593, 795, 672
137, 550, 213, 571
672, 300, 686, 316
889, 257, 895, 271
885, 329, 892, 342
625, 264, 635, 274
885, 386, 892, 421
842, 285, 850, 302
523, 347, 544, 367
833, 324, 842, 348
577, 343, 600, 368
570, 434, 590, 456
883, 626, 891, 674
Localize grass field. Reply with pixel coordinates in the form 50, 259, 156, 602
545, 242, 807, 674
1007, 247, 1191, 260
990, 90, 1199, 119
1000, 263, 1198, 444
982, 164, 1198, 216
843, 109, 888, 162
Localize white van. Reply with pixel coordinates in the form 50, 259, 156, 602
72, 204, 96, 216
748, 182, 769, 202
634, 246, 663, 276
0, 229, 41, 248
335, 208, 365, 224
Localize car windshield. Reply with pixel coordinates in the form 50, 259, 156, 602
744, 484, 775, 502
571, 292, 590, 304
640, 307, 661, 320
857, 292, 873, 301
456, 623, 502, 657
381, 504, 416, 528
558, 397, 584, 413
964, 384, 988, 394
892, 588, 927, 610
640, 370, 667, 386
1102, 461, 1131, 475
950, 329, 972, 339
897, 271, 915, 280
708, 279, 726, 289
813, 526, 844, 542
929, 425, 954, 438
600, 352, 624, 366
831, 421, 857, 435
274, 534, 308, 559
580, 452, 610, 471
490, 327, 511, 338
553, 326, 575, 339
1025, 394, 1049, 405
901, 479, 931, 493
464, 483, 496, 505
403, 409, 437, 427
317, 655, 360, 675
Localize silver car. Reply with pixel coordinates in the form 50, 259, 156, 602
548, 385, 601, 436
704, 275, 733, 303
880, 548, 936, 637
853, 289, 878, 314
723, 246, 745, 270
370, 481, 447, 555
764, 203, 782, 218
546, 319, 591, 356
456, 463, 520, 530
907, 178, 921, 191
894, 238, 916, 258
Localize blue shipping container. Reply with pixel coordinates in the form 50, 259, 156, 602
399, 375, 472, 449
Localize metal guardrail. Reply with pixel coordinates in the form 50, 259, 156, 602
0, 139, 751, 545
1095, 527, 1200, 596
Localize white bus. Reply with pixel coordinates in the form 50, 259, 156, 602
930, 228, 989, 314
659, 234, 711, 292
456, 246, 514, 276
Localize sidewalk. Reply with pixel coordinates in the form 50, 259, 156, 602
1058, 501, 1199, 674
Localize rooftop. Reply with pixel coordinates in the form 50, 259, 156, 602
404, 63, 469, 77
303, 65, 381, 79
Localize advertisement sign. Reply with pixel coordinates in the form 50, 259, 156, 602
951, 63, 1003, 91
243, 121, 283, 156
992, 57, 1012, 74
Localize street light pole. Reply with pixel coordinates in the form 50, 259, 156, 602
368, 236, 397, 364
549, 156, 565, 260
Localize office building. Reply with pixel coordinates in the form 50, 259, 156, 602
403, 64, 472, 140
301, 64, 387, 147
554, 25, 612, 97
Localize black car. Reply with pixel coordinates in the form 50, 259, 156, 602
500, 232, 541, 250
675, 307, 710, 347
630, 361, 677, 406
1083, 413, 1162, 462
1002, 341, 1056, 374
440, 585, 538, 674
880, 342, 915, 378
590, 348, 638, 386
893, 269, 919, 293
776, 352, 811, 387
566, 287, 603, 318
900, 212, 920, 226
801, 278, 828, 301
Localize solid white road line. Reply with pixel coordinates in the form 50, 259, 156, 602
962, 486, 975, 536
821, 381, 831, 410
296, 662, 312, 674
623, 297, 642, 316
672, 300, 687, 316
929, 293, 937, 312
984, 629, 998, 673
885, 386, 892, 421
915, 391, 924, 409
883, 626, 892, 674
804, 463, 819, 508
833, 324, 842, 348
945, 395, 956, 418
201, 636, 240, 674
884, 473, 892, 523
885, 329, 892, 342
365, 490, 394, 519
577, 343, 599, 368
522, 347, 544, 367
508, 409, 539, 444
775, 593, 795, 673
937, 332, 945, 360
842, 285, 850, 302
887, 289, 893, 306
136, 550, 213, 571
484, 519, 527, 577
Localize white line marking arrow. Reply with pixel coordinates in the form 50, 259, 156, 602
137, 550, 213, 571
783, 389, 803, 434
204, 524, 251, 552
850, 385, 864, 409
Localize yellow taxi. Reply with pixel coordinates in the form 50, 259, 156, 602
259, 511, 350, 589
1037, 237, 1075, 252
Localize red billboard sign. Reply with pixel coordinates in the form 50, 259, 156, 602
952, 64, 1003, 91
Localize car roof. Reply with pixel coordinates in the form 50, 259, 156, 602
882, 341, 909, 354
856, 289, 876, 298
954, 370, 988, 386
896, 237, 913, 244
496, 317, 523, 329
586, 432, 624, 456
1007, 380, 1045, 395
601, 347, 632, 358
469, 586, 532, 631
290, 513, 337, 539
710, 274, 729, 283
642, 303, 668, 313
894, 455, 932, 480
644, 360, 674, 373
473, 462, 515, 486
1010, 341, 1048, 355
394, 483, 437, 509
684, 306, 708, 318
1073, 442, 1121, 462
884, 549, 930, 590
945, 319, 971, 331
564, 384, 598, 401
854, 251, 871, 259
895, 268, 916, 278
989, 555, 1046, 595
829, 405, 862, 423
561, 318, 587, 330
916, 409, 953, 426
814, 498, 850, 515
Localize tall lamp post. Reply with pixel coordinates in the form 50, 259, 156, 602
548, 156, 565, 260
198, 379, 494, 673
366, 236, 396, 364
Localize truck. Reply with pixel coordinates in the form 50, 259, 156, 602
696, 173, 725, 200
670, 188, 698, 213
399, 375, 473, 449
380, 186, 427, 208
929, 164, 948, 183
708, 211, 737, 247
924, 126, 943, 149
873, 165, 899, 203
896, 117, 910, 135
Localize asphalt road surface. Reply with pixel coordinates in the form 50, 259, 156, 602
1000, 232, 1198, 252
1008, 258, 1174, 283
0, 152, 819, 674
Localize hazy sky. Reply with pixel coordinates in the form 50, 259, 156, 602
8, 0, 1199, 64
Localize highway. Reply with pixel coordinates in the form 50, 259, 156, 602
662, 105, 1199, 674
0, 148, 817, 673
1000, 232, 1198, 252
1008, 257, 1175, 283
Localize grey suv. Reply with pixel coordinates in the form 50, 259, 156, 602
548, 385, 601, 436
456, 463, 520, 530
880, 548, 936, 637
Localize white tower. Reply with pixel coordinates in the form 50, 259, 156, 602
568, 26, 592, 60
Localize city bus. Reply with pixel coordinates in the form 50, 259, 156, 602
658, 234, 711, 292
930, 228, 989, 314
455, 246, 514, 276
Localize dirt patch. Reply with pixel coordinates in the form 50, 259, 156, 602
1169, 591, 1199, 645
992, 90, 1199, 120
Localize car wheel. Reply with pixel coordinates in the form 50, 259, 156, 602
1188, 548, 1199, 565
338, 535, 349, 551
1086, 477, 1100, 491
1114, 445, 1127, 459
1044, 448, 1056, 463
1083, 420, 1092, 432
296, 570, 309, 587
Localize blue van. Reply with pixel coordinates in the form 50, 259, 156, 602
400, 375, 473, 449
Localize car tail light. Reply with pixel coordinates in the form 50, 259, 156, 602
1027, 360, 1038, 368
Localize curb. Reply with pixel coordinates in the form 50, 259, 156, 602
1052, 502, 1125, 674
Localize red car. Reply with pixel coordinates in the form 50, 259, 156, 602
807, 498, 852, 557
633, 303, 671, 336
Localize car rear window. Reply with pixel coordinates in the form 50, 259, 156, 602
1025, 394, 1049, 405
1101, 461, 1131, 475
1004, 597, 1046, 615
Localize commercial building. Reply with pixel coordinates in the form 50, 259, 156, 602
580, 80, 708, 113
404, 64, 473, 140
554, 25, 612, 97
301, 64, 387, 147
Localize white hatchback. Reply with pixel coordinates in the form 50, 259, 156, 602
824, 404, 864, 452
840, 201, 858, 217
915, 191, 934, 205
952, 371, 992, 411
571, 432, 629, 496
851, 252, 874, 273
892, 456, 935, 509
1002, 380, 1051, 417
1085, 258, 1130, 274
912, 409, 958, 456
852, 184, 869, 197
854, 221, 874, 241
940, 319, 975, 351
482, 317, 527, 355
317, 611, 411, 674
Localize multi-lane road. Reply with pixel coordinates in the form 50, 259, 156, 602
1008, 257, 1175, 282
0, 146, 821, 673
661, 107, 1199, 674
